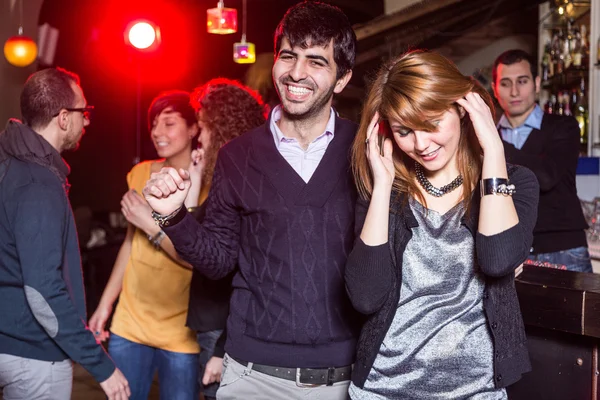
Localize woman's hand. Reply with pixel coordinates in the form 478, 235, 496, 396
365, 112, 395, 191
89, 303, 112, 343
121, 189, 155, 234
185, 149, 205, 208
456, 92, 504, 156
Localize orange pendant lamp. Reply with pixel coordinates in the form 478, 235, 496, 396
4, 27, 37, 67
207, 0, 237, 34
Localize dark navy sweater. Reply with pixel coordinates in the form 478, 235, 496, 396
0, 120, 115, 383
164, 114, 360, 368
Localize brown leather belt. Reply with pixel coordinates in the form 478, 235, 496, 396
230, 356, 352, 387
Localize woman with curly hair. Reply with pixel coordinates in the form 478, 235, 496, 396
345, 51, 538, 399
185, 78, 268, 400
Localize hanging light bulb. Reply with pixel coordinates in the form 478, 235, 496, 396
233, 0, 254, 64
234, 35, 255, 64
207, 0, 237, 35
4, 28, 38, 67
4, 0, 38, 67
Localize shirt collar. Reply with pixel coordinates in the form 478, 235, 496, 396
270, 105, 336, 147
497, 104, 543, 130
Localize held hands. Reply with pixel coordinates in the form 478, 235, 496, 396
365, 112, 395, 190
121, 190, 155, 233
456, 92, 504, 155
99, 368, 130, 400
142, 167, 192, 216
202, 356, 224, 385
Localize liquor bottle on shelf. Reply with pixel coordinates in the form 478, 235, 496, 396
580, 24, 589, 67
574, 77, 588, 146
564, 92, 572, 116
541, 42, 552, 82
572, 27, 583, 68
556, 93, 565, 116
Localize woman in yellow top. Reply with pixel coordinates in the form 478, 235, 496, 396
89, 91, 204, 400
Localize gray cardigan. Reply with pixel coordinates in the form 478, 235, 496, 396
345, 164, 539, 389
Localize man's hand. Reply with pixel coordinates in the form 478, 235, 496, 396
142, 167, 191, 216
202, 356, 224, 385
99, 368, 130, 400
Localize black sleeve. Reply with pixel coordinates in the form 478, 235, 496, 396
344, 196, 395, 315
212, 328, 227, 358
476, 165, 540, 277
503, 117, 580, 192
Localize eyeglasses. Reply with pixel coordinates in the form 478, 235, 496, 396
54, 105, 95, 120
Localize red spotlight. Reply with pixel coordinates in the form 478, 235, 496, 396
125, 21, 160, 50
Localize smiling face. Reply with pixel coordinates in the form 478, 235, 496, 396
272, 37, 351, 120
389, 107, 463, 175
493, 59, 540, 126
150, 107, 196, 159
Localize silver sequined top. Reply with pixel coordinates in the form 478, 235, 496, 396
350, 198, 507, 400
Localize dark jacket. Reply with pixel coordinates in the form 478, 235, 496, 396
345, 164, 539, 389
164, 112, 360, 368
0, 120, 115, 382
502, 113, 588, 253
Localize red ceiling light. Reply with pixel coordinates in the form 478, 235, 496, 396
207, 1, 237, 34
125, 21, 160, 50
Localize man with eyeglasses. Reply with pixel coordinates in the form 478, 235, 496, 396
0, 67, 130, 400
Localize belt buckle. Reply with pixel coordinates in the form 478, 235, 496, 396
295, 368, 322, 388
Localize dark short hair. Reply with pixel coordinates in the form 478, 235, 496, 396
492, 49, 537, 85
274, 1, 356, 80
148, 90, 197, 130
20, 67, 80, 129
191, 78, 267, 149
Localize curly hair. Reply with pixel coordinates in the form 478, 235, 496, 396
191, 78, 268, 149
191, 78, 268, 184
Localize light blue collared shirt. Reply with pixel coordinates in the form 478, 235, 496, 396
269, 105, 336, 183
497, 104, 544, 150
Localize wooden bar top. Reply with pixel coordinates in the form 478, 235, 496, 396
515, 264, 600, 339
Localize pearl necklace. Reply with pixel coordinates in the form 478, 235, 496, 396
414, 163, 463, 197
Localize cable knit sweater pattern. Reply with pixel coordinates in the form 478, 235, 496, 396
164, 115, 360, 368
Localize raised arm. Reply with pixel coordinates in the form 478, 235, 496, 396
457, 93, 539, 277
345, 113, 395, 314
143, 155, 240, 280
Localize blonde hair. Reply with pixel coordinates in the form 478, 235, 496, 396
352, 50, 494, 212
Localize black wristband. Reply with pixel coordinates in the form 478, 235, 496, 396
480, 178, 516, 196
152, 205, 187, 228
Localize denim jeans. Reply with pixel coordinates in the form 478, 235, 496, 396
108, 333, 199, 400
527, 246, 593, 273
197, 329, 224, 399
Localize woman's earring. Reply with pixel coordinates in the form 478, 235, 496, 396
458, 106, 466, 119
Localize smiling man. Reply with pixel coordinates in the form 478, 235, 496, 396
142, 2, 359, 399
492, 49, 591, 272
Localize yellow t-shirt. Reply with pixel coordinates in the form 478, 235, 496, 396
110, 160, 199, 353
